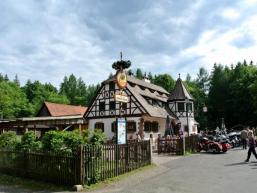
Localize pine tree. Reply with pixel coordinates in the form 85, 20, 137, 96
14, 74, 20, 87
135, 68, 143, 80
4, 74, 9, 81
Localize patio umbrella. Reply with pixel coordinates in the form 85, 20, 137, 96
165, 115, 174, 136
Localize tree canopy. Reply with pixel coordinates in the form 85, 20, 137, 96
1, 61, 257, 130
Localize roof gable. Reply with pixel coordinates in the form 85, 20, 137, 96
168, 78, 193, 101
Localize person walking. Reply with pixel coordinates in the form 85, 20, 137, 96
245, 131, 257, 162
241, 128, 248, 149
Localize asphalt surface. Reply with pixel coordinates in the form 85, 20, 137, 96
88, 148, 257, 193
0, 148, 256, 193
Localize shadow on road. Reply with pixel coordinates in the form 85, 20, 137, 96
199, 152, 226, 155
224, 162, 248, 166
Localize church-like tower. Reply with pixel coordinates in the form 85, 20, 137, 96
168, 77, 198, 135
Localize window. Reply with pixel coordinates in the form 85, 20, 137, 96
144, 121, 151, 132
152, 122, 159, 132
127, 121, 136, 132
110, 101, 116, 110
111, 121, 117, 132
184, 125, 189, 132
95, 122, 104, 132
177, 102, 185, 111
186, 103, 192, 111
122, 103, 127, 110
99, 102, 105, 111
144, 121, 159, 132
109, 82, 115, 90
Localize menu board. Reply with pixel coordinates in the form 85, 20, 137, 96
117, 118, 127, 144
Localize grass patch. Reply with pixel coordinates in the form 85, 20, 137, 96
84, 163, 156, 191
0, 173, 67, 191
0, 164, 156, 192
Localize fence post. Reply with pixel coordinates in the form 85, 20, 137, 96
149, 140, 152, 164
75, 145, 84, 186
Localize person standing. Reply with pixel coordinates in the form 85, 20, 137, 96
245, 131, 257, 162
241, 128, 248, 149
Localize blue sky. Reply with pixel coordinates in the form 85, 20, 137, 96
1, 0, 257, 87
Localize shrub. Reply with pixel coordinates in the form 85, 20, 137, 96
18, 131, 42, 151
42, 130, 83, 153
89, 129, 106, 145
0, 131, 20, 149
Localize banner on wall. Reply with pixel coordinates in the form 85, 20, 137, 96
117, 118, 127, 144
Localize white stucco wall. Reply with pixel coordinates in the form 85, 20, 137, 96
88, 117, 142, 140
179, 117, 198, 135
142, 116, 166, 139
88, 116, 167, 140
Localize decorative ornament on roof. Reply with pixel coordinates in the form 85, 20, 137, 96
112, 52, 131, 70
112, 52, 131, 90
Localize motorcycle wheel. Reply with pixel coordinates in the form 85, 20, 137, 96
214, 146, 221, 153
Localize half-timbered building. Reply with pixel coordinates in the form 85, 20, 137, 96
84, 75, 177, 140
168, 77, 198, 135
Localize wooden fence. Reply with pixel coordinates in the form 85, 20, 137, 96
0, 140, 151, 186
157, 135, 199, 155
83, 140, 151, 185
0, 149, 81, 185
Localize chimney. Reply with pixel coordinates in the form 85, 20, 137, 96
143, 75, 151, 83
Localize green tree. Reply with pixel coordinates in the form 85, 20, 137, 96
0, 73, 4, 82
196, 67, 209, 93
0, 81, 31, 118
22, 80, 69, 115
152, 74, 175, 92
13, 74, 20, 87
185, 80, 208, 130
135, 68, 143, 80
85, 84, 100, 106
4, 74, 9, 81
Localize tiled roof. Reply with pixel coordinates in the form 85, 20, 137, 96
168, 78, 193, 101
127, 84, 176, 119
103, 75, 175, 118
104, 75, 169, 95
43, 102, 87, 117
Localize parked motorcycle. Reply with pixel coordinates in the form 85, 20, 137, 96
228, 132, 240, 147
197, 137, 229, 153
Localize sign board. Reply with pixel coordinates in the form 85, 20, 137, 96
116, 71, 127, 89
115, 94, 129, 103
117, 118, 127, 144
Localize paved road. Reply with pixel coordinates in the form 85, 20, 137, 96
88, 148, 257, 193
1, 148, 256, 193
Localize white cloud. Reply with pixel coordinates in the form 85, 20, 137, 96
221, 8, 240, 20
0, 0, 257, 86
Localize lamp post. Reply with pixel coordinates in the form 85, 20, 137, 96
183, 98, 189, 155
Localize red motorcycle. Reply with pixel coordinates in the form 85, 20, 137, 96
197, 137, 230, 153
